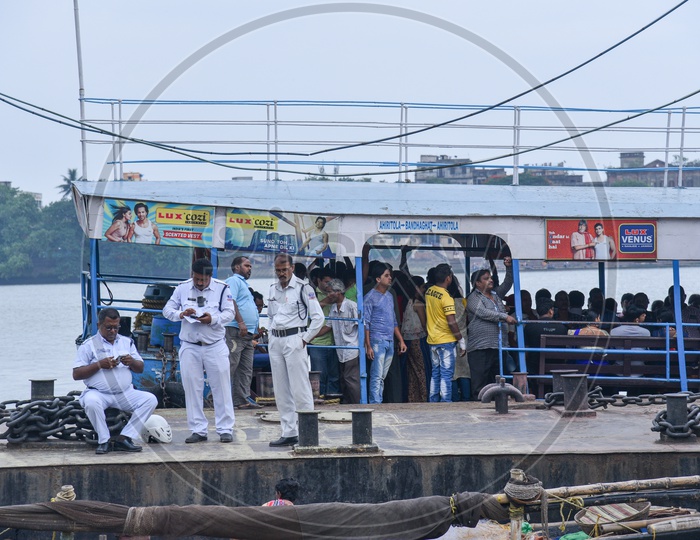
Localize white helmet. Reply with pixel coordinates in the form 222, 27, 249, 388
141, 415, 172, 443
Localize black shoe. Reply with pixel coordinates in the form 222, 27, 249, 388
236, 402, 262, 410
269, 436, 298, 447
220, 433, 233, 443
185, 433, 208, 444
95, 442, 111, 454
112, 437, 142, 452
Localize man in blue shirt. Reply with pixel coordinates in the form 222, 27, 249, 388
363, 264, 407, 404
225, 256, 262, 409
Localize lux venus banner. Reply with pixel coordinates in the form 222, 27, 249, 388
545, 219, 657, 261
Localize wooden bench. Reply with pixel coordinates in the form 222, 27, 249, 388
534, 335, 700, 397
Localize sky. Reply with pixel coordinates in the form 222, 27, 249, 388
2, 0, 700, 205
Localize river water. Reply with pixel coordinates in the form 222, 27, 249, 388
3, 265, 699, 402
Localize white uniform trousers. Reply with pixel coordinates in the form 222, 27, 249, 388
80, 387, 157, 444
269, 333, 314, 438
179, 340, 235, 435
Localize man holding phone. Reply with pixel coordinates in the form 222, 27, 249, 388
73, 308, 157, 454
163, 258, 236, 443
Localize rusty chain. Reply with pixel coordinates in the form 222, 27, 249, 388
651, 404, 700, 438
544, 388, 700, 410
0, 393, 130, 444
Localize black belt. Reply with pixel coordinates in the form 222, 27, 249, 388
270, 327, 306, 338
183, 339, 222, 347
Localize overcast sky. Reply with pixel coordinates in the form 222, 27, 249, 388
2, 1, 699, 204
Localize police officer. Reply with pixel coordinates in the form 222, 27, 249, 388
73, 308, 157, 454
163, 258, 236, 443
267, 253, 324, 446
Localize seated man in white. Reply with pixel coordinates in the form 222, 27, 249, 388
73, 308, 157, 454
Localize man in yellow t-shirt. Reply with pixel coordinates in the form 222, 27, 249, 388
425, 264, 466, 402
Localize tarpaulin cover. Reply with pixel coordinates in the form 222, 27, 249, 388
0, 492, 508, 539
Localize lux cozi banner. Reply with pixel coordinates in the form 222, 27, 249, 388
545, 219, 657, 261
225, 209, 338, 257
102, 199, 214, 247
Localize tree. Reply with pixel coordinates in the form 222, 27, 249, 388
57, 168, 82, 200
0, 184, 41, 279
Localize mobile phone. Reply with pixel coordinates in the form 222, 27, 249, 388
116, 355, 127, 363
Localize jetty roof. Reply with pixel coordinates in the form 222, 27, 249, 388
72, 180, 697, 218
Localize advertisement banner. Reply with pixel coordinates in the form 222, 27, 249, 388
225, 209, 338, 256
545, 219, 657, 261
102, 199, 214, 248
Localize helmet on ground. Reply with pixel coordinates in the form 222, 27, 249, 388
141, 414, 172, 443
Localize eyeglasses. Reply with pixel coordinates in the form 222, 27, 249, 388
103, 325, 120, 331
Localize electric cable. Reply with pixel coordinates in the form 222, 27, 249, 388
2, 86, 700, 178
307, 0, 690, 156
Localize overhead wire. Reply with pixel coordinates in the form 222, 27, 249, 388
0, 1, 688, 164
307, 0, 690, 156
2, 85, 700, 178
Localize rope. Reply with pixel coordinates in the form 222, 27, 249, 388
53, 485, 76, 502
549, 495, 585, 533
504, 474, 549, 538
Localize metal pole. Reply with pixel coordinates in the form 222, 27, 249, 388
512, 107, 520, 186
211, 248, 218, 279
118, 99, 124, 181
110, 102, 117, 181
598, 261, 605, 297
356, 255, 367, 404
73, 0, 88, 180
404, 105, 410, 182
512, 259, 527, 375
672, 260, 688, 392
398, 103, 404, 180
266, 103, 271, 181
664, 111, 671, 188
273, 101, 279, 181
679, 106, 687, 188
90, 239, 99, 335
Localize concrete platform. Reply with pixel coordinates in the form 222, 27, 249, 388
2, 401, 699, 509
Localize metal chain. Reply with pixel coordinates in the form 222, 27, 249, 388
157, 347, 170, 409
0, 393, 130, 444
544, 388, 700, 410
651, 404, 700, 438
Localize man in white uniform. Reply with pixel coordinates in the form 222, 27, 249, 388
267, 253, 325, 446
163, 258, 236, 443
73, 308, 157, 454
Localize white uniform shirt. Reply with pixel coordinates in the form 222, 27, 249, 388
73, 334, 141, 394
163, 278, 235, 345
267, 274, 325, 343
326, 297, 359, 363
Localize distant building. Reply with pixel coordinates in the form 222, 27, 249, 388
0, 181, 42, 207
524, 163, 584, 186
122, 172, 145, 181
606, 152, 700, 187
414, 154, 506, 184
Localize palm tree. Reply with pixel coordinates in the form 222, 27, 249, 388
57, 168, 83, 199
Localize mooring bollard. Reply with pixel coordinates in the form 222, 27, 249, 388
511, 372, 528, 395
133, 330, 149, 353
655, 393, 696, 442
162, 332, 176, 353
30, 379, 56, 401
561, 374, 590, 415
350, 409, 374, 445
551, 369, 579, 394
297, 410, 320, 447
665, 393, 690, 428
